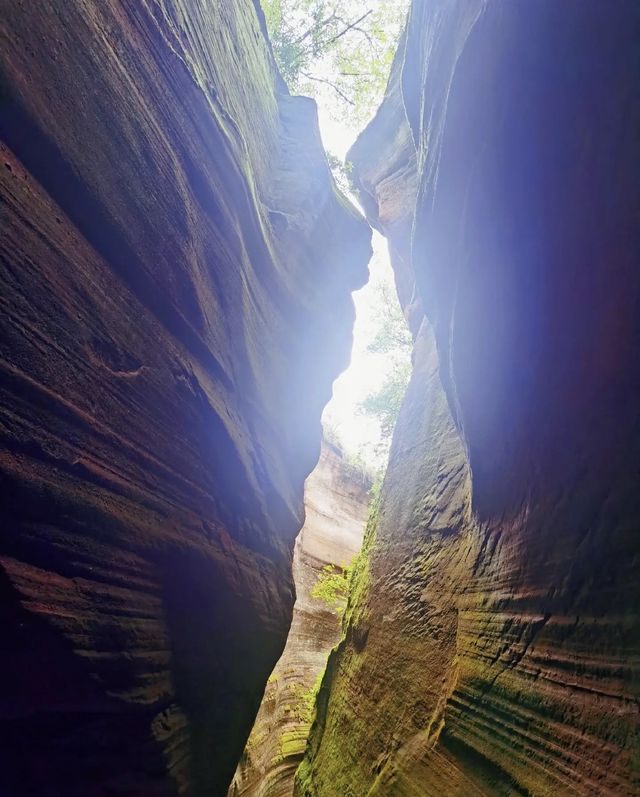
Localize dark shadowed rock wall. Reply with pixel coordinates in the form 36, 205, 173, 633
228, 441, 369, 797
0, 2, 370, 795
297, 2, 640, 795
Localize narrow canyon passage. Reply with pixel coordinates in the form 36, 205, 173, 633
1, 2, 639, 797
229, 441, 371, 797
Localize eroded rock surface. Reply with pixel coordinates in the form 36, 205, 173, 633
298, 2, 640, 796
229, 441, 369, 797
0, 2, 370, 795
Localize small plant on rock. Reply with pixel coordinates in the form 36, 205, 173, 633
310, 563, 351, 615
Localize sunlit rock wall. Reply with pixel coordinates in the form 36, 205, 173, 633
0, 2, 371, 795
229, 441, 369, 797
297, 2, 640, 795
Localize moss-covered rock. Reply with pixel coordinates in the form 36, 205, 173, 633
229, 442, 370, 797
298, 1, 640, 795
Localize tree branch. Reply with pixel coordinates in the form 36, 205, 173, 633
334, 15, 375, 45
317, 10, 373, 50
300, 72, 355, 105
292, 12, 337, 46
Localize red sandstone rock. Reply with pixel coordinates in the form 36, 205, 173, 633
298, 2, 640, 795
0, 2, 370, 794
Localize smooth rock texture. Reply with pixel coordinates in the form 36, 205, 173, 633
229, 441, 369, 797
0, 2, 370, 795
298, 2, 640, 796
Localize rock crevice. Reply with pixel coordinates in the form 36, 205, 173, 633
229, 441, 370, 797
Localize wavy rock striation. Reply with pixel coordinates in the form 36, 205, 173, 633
297, 2, 640, 796
0, 2, 370, 795
229, 441, 369, 797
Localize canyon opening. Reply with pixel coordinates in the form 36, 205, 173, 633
0, 2, 638, 797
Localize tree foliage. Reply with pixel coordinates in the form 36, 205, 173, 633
358, 361, 411, 441
366, 281, 413, 355
325, 152, 354, 194
261, 0, 408, 125
357, 280, 412, 450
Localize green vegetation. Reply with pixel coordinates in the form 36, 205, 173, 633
260, 0, 409, 126
311, 563, 351, 615
325, 152, 355, 194
278, 728, 308, 758
357, 279, 412, 456
294, 493, 383, 796
257, 9, 412, 790
342, 489, 381, 627
321, 418, 343, 450
323, 278, 412, 474
262, 2, 412, 470
359, 360, 410, 441
290, 669, 325, 725
321, 420, 375, 487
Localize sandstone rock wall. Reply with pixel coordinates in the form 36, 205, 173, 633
0, 2, 370, 795
229, 441, 369, 797
297, 2, 640, 795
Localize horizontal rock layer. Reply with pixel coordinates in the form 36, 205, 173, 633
298, 2, 640, 796
229, 441, 369, 797
0, 2, 371, 795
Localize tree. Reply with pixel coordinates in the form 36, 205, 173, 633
366, 281, 413, 356
357, 280, 412, 453
261, 0, 408, 125
358, 361, 411, 442
325, 151, 354, 194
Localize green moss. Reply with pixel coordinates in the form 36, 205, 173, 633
293, 495, 383, 796
342, 490, 381, 629
279, 729, 308, 758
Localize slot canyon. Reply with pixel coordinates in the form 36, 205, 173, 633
0, 1, 638, 796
